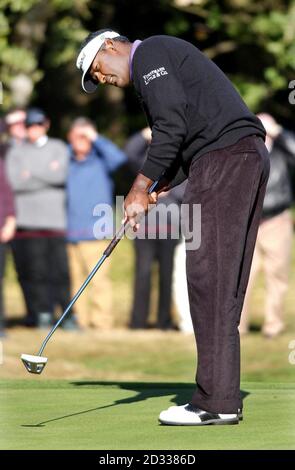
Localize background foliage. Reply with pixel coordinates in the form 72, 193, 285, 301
0, 0, 294, 140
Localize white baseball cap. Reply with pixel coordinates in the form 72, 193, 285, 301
5, 109, 26, 125
76, 30, 120, 93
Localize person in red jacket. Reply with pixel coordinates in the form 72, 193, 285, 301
0, 149, 16, 336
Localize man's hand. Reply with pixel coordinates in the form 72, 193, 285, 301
258, 113, 282, 139
0, 216, 16, 243
49, 160, 60, 171
80, 125, 99, 142
124, 174, 158, 231
21, 169, 30, 180
141, 127, 152, 143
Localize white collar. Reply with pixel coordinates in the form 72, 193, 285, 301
35, 135, 48, 147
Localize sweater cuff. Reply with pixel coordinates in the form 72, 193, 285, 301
168, 167, 188, 188
140, 159, 167, 181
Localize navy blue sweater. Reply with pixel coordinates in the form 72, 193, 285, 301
131, 36, 265, 185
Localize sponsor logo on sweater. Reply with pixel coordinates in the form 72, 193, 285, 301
143, 67, 168, 85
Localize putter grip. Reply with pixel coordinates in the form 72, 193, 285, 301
103, 179, 159, 258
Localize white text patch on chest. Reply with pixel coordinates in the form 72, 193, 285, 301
143, 67, 168, 85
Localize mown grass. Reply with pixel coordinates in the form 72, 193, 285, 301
1, 233, 295, 450
2, 237, 295, 383
1, 380, 294, 450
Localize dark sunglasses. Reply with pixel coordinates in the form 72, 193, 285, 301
25, 122, 46, 128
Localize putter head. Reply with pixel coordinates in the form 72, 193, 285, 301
21, 354, 48, 374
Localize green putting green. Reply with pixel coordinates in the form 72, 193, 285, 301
1, 380, 294, 450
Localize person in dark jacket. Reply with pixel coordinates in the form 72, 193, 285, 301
125, 127, 184, 330
4, 109, 31, 321
0, 150, 16, 336
6, 108, 73, 329
240, 114, 295, 338
76, 30, 269, 425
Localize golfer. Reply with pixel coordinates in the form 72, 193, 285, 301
77, 30, 269, 426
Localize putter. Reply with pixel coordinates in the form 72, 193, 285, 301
21, 180, 160, 374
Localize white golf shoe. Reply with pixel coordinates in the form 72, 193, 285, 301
166, 404, 243, 420
159, 403, 239, 426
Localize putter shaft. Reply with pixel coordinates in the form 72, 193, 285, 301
37, 179, 159, 357
37, 253, 108, 356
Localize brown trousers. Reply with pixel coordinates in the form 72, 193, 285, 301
183, 135, 270, 413
68, 240, 113, 329
240, 209, 293, 336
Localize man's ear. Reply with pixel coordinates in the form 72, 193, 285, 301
104, 39, 116, 51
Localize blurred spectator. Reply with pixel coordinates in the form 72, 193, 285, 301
4, 108, 31, 321
67, 117, 126, 329
5, 108, 73, 329
125, 128, 184, 330
4, 108, 27, 146
172, 237, 193, 334
0, 150, 16, 336
240, 114, 295, 338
